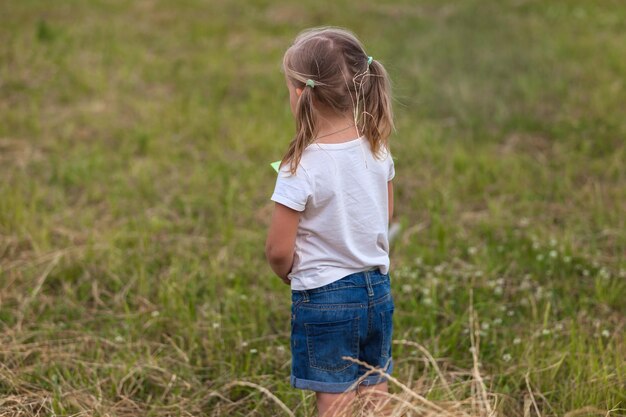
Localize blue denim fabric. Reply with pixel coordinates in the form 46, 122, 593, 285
290, 269, 394, 393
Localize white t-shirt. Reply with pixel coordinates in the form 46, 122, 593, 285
271, 136, 395, 290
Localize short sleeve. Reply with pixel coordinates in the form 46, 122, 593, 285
271, 165, 313, 212
387, 153, 395, 181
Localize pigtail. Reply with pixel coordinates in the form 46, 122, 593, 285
281, 85, 318, 174
362, 59, 394, 157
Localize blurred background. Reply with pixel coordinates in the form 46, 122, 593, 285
0, 0, 624, 416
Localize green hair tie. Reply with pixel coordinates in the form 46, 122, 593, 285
367, 56, 373, 66
306, 79, 315, 88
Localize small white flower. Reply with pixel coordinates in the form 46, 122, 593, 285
151, 310, 160, 317
502, 353, 512, 362
212, 322, 220, 329
513, 337, 521, 345
532, 241, 541, 250
564, 256, 572, 263
542, 329, 551, 336
494, 287, 503, 296
549, 250, 558, 259
422, 287, 430, 295
549, 238, 557, 247
481, 322, 490, 330
507, 310, 515, 317
536, 254, 544, 261
554, 323, 564, 331
519, 217, 530, 227
434, 265, 444, 274
493, 318, 503, 325
414, 257, 423, 265
583, 269, 589, 277
240, 294, 248, 300
241, 341, 249, 348
601, 330, 610, 338
423, 297, 433, 305
114, 335, 124, 343
402, 284, 412, 293
249, 349, 258, 354
277, 346, 285, 352
468, 247, 478, 255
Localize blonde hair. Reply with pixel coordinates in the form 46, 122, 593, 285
281, 27, 394, 174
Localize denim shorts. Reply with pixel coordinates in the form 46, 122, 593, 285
290, 268, 394, 393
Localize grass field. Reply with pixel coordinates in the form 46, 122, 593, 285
1, 0, 625, 416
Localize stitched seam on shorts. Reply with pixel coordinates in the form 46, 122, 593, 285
380, 309, 393, 359
307, 280, 387, 295
299, 303, 366, 310
307, 284, 362, 294
292, 298, 305, 310
370, 292, 392, 307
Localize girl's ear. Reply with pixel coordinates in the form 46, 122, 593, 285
296, 88, 303, 97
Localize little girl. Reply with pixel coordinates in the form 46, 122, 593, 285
266, 27, 395, 417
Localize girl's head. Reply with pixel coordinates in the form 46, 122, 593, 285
281, 27, 394, 173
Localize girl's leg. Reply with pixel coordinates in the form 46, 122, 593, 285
316, 391, 357, 417
358, 381, 390, 415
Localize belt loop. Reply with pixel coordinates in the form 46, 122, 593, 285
365, 270, 374, 297
302, 290, 309, 303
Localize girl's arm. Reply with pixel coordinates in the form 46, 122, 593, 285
265, 202, 300, 284
388, 181, 394, 223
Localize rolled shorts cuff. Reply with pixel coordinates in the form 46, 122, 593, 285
290, 358, 393, 393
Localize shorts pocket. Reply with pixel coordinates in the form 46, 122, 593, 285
305, 317, 359, 372
380, 307, 394, 361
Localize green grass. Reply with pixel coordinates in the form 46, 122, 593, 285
0, 0, 624, 416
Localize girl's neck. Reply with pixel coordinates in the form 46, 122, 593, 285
314, 114, 360, 144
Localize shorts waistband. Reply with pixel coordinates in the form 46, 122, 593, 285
293, 268, 389, 297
